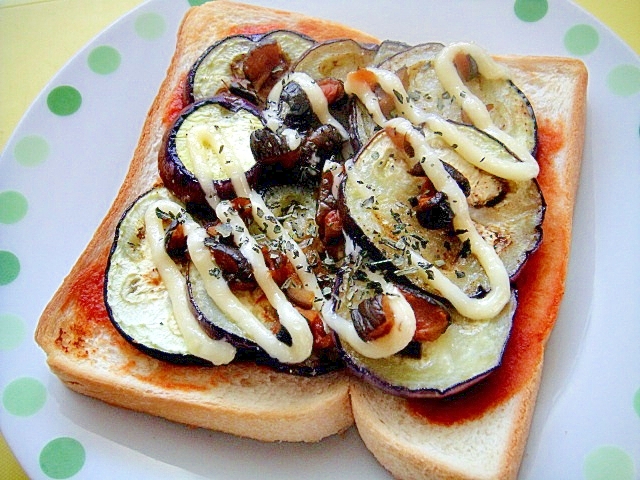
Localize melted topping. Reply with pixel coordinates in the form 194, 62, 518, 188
264, 72, 350, 141
186, 126, 222, 209
387, 118, 512, 320
434, 43, 538, 174
215, 200, 314, 362
153, 106, 325, 362
188, 225, 311, 363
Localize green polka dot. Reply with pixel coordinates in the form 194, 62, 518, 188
188, 0, 212, 5
0, 313, 26, 350
0, 191, 28, 224
0, 250, 20, 286
88, 45, 121, 75
39, 437, 85, 479
584, 446, 636, 480
135, 12, 166, 40
564, 24, 599, 55
607, 64, 640, 97
514, 0, 548, 22
14, 135, 49, 167
634, 387, 640, 418
47, 86, 82, 116
2, 377, 47, 416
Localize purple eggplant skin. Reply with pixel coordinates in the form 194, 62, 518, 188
291, 38, 378, 82
347, 97, 376, 154
187, 263, 260, 354
159, 94, 264, 209
339, 125, 545, 300
253, 349, 344, 377
191, 294, 344, 376
338, 172, 544, 297
378, 42, 538, 156
104, 309, 213, 366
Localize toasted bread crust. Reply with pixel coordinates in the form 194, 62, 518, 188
35, 0, 586, 475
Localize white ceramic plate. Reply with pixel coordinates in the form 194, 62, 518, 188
1, 0, 639, 478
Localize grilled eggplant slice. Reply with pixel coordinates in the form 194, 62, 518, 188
159, 95, 264, 209
292, 38, 377, 82
188, 31, 315, 103
291, 39, 378, 136
257, 183, 319, 241
188, 34, 255, 103
326, 256, 515, 398
349, 96, 379, 152
340, 295, 515, 398
189, 264, 341, 376
105, 187, 211, 364
341, 126, 544, 298
189, 262, 269, 351
373, 42, 537, 154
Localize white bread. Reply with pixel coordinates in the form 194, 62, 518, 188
34, 0, 378, 444
34, 0, 587, 476
350, 57, 587, 479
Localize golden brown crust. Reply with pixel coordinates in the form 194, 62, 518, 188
34, 0, 587, 475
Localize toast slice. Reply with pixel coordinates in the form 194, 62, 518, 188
34, 0, 587, 476
350, 57, 587, 479
34, 0, 377, 444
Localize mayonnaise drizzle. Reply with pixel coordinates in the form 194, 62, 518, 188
181, 123, 320, 361
144, 200, 236, 365
187, 125, 222, 209
388, 118, 511, 319
216, 201, 314, 362
198, 123, 323, 309
142, 42, 533, 363
187, 226, 310, 363
249, 191, 324, 308
345, 64, 538, 181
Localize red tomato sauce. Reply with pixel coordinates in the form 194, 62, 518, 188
407, 119, 566, 425
56, 251, 114, 359
69, 254, 110, 327
162, 73, 189, 127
